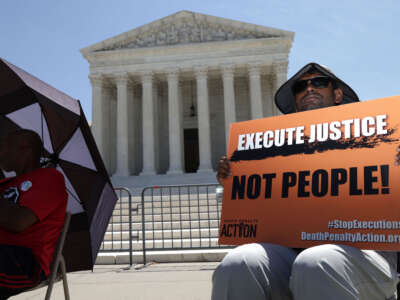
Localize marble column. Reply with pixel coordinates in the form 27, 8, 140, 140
139, 72, 157, 175
273, 62, 288, 116
262, 73, 275, 118
167, 68, 184, 174
248, 64, 264, 119
89, 74, 110, 171
115, 73, 131, 176
194, 66, 213, 173
130, 83, 141, 175
178, 80, 185, 166
222, 65, 236, 145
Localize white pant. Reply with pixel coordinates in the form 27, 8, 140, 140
211, 243, 399, 300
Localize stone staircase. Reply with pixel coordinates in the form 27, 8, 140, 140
96, 180, 230, 265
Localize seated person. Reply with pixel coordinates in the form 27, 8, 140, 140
212, 63, 400, 300
0, 129, 67, 299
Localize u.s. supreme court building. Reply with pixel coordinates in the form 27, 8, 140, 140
81, 11, 294, 177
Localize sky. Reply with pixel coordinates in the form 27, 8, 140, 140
1, 0, 399, 121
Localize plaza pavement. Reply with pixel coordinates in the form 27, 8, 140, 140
13, 262, 219, 300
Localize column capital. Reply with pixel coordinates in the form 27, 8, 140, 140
114, 72, 130, 85
166, 68, 180, 81
248, 64, 261, 77
221, 64, 235, 78
140, 71, 153, 83
194, 66, 208, 79
273, 61, 289, 74
89, 74, 104, 87
248, 62, 271, 76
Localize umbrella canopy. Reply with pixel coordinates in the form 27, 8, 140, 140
0, 58, 118, 272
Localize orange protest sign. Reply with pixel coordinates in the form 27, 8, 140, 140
219, 95, 400, 250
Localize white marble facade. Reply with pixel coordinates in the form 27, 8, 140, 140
81, 11, 294, 176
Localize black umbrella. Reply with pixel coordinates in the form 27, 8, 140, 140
0, 58, 118, 272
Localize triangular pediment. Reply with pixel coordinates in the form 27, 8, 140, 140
82, 11, 294, 53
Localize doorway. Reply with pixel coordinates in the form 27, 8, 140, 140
184, 128, 199, 173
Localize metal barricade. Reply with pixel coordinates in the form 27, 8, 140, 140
99, 187, 142, 266
141, 184, 231, 265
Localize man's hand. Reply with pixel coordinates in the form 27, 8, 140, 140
396, 146, 400, 166
216, 156, 232, 185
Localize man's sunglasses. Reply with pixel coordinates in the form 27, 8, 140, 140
292, 76, 332, 94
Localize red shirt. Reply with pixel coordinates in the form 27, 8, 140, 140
0, 168, 67, 276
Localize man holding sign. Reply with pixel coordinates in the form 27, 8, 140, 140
212, 62, 400, 300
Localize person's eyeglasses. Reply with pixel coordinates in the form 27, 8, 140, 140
292, 76, 332, 94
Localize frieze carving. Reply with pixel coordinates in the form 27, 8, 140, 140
98, 20, 279, 51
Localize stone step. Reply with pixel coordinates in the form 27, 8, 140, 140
110, 211, 220, 223
118, 187, 218, 195
111, 204, 222, 217
112, 172, 218, 190
113, 199, 221, 210
116, 195, 221, 207
106, 219, 221, 231
103, 228, 220, 241
114, 184, 223, 202
100, 237, 220, 251
113, 201, 218, 212
115, 188, 220, 198
96, 249, 229, 265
